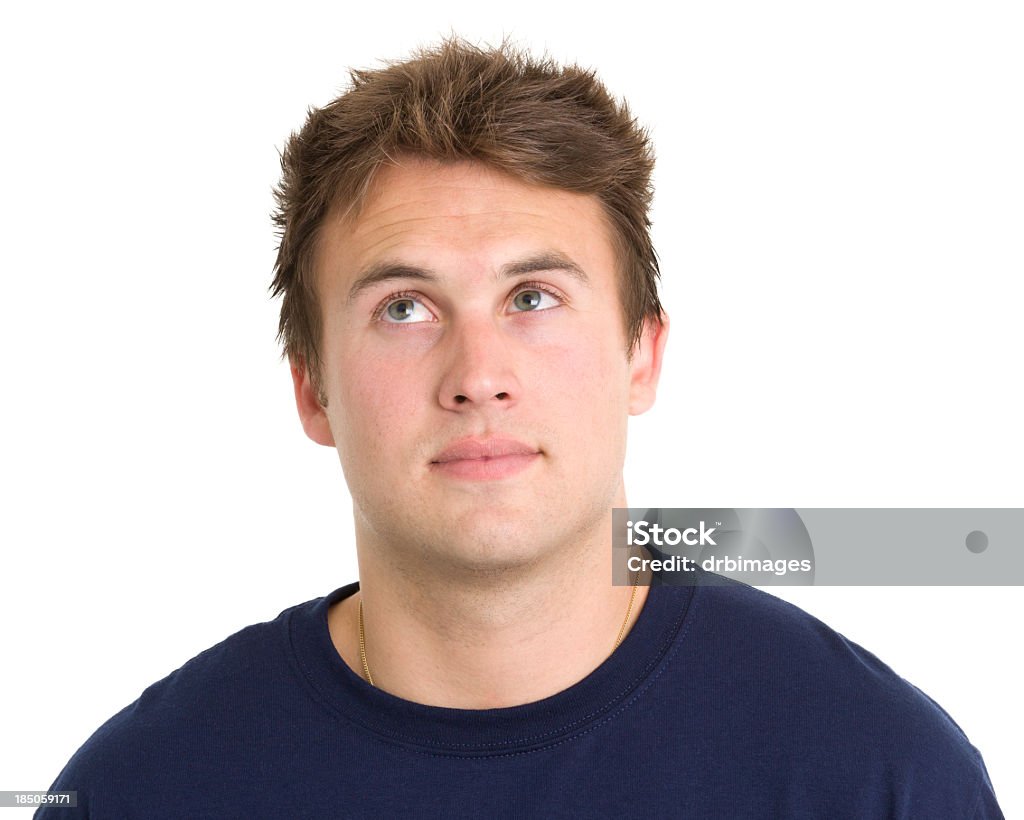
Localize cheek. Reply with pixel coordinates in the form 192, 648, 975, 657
537, 319, 630, 389
330, 350, 427, 468
531, 328, 632, 439
530, 333, 630, 510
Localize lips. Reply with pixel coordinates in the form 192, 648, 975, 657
432, 437, 540, 463
430, 437, 541, 480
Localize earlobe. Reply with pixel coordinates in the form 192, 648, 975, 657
628, 311, 670, 416
290, 357, 336, 447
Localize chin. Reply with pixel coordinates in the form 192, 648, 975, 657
422, 524, 557, 578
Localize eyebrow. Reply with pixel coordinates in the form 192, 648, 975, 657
346, 251, 591, 304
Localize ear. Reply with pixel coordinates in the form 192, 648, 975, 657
290, 356, 336, 447
627, 311, 670, 416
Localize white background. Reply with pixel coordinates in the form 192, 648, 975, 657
2, 1, 1021, 815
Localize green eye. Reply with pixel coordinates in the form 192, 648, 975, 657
513, 290, 544, 311
381, 297, 434, 323
387, 299, 416, 320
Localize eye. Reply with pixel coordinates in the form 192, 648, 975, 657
379, 295, 436, 324
511, 286, 561, 312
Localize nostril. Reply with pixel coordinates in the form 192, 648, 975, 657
454, 395, 468, 404
495, 392, 509, 400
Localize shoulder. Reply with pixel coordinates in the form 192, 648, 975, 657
669, 577, 1002, 817
39, 596, 320, 815
119, 597, 308, 723
685, 578, 971, 742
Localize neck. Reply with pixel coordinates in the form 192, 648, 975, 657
327, 509, 649, 709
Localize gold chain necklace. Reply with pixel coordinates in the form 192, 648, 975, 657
357, 573, 641, 687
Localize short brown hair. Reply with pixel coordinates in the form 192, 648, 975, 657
270, 38, 662, 397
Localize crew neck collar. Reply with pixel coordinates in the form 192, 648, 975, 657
287, 579, 696, 757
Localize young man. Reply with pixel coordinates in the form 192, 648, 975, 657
41, 40, 1002, 818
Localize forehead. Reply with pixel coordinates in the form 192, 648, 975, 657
315, 159, 620, 294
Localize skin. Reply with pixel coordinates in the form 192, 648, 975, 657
291, 158, 669, 708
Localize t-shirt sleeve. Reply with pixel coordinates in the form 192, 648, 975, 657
33, 715, 123, 818
969, 762, 1006, 820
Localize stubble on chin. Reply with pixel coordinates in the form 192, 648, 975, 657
356, 480, 618, 594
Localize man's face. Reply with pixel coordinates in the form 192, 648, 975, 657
293, 159, 667, 576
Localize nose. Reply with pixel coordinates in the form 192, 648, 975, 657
437, 317, 521, 411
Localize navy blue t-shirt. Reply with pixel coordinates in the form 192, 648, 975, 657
39, 578, 1003, 818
